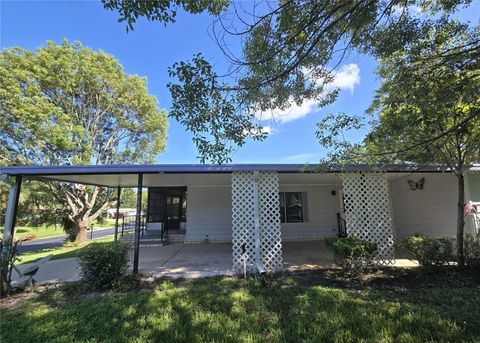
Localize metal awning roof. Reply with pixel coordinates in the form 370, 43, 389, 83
0, 163, 477, 188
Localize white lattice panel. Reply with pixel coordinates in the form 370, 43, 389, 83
232, 171, 282, 272
340, 173, 395, 265
258, 172, 283, 270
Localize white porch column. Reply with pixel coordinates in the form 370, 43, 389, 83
231, 171, 282, 273
2, 175, 22, 242
340, 173, 395, 264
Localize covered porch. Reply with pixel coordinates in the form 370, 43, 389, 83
2, 163, 477, 280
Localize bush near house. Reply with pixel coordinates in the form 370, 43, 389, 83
326, 236, 378, 272
464, 234, 480, 270
78, 241, 129, 290
402, 234, 455, 267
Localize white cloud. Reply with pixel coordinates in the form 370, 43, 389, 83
261, 125, 279, 135
332, 63, 360, 93
255, 64, 360, 124
243, 125, 278, 137
256, 99, 318, 124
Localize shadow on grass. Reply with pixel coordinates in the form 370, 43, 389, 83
2, 269, 480, 342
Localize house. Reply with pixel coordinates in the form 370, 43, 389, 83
1, 163, 479, 274
105, 208, 137, 219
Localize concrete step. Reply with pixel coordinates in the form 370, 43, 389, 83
121, 233, 184, 245
121, 234, 168, 246
168, 234, 185, 243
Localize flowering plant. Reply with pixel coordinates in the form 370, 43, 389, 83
465, 201, 478, 215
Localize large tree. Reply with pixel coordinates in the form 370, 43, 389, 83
0, 40, 168, 242
365, 22, 479, 265
316, 20, 480, 265
102, 0, 479, 163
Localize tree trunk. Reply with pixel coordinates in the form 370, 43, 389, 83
73, 218, 89, 243
456, 173, 465, 267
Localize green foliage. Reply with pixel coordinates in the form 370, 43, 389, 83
402, 234, 455, 267
0, 40, 167, 166
0, 239, 21, 297
167, 54, 266, 163
104, 0, 477, 163
78, 241, 129, 290
102, 0, 229, 31
0, 40, 168, 241
326, 236, 378, 272
464, 234, 480, 270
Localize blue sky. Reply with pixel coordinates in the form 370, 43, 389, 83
1, 1, 476, 164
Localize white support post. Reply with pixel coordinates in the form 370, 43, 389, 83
340, 173, 395, 265
232, 171, 282, 273
2, 175, 22, 242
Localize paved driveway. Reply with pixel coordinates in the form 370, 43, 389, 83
11, 257, 81, 286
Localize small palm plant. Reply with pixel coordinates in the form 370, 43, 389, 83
0, 238, 21, 297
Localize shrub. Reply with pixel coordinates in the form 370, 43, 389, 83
464, 234, 480, 270
0, 239, 21, 297
78, 242, 129, 290
402, 234, 454, 267
326, 236, 378, 272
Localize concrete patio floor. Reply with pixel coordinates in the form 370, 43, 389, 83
11, 241, 419, 285
138, 241, 418, 279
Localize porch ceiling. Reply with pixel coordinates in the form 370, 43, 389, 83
17, 172, 345, 188
0, 163, 462, 188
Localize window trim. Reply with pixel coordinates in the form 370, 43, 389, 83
279, 191, 305, 223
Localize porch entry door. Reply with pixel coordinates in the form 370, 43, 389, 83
165, 194, 181, 231
147, 187, 187, 232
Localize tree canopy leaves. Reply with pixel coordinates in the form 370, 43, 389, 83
0, 40, 167, 166
0, 40, 168, 241
103, 0, 478, 163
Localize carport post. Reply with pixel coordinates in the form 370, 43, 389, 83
2, 175, 22, 242
133, 174, 143, 275
114, 186, 121, 242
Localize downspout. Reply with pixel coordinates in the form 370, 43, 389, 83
252, 171, 265, 275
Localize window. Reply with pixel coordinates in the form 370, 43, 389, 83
147, 188, 187, 223
279, 192, 304, 223
148, 190, 165, 222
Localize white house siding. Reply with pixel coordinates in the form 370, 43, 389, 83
185, 186, 233, 243
279, 185, 341, 241
390, 173, 457, 238
184, 183, 341, 243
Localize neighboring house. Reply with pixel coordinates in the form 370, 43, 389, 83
1, 163, 479, 273
106, 208, 137, 219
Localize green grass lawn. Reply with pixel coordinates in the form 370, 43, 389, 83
1, 269, 479, 342
17, 235, 115, 265
3, 225, 66, 240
